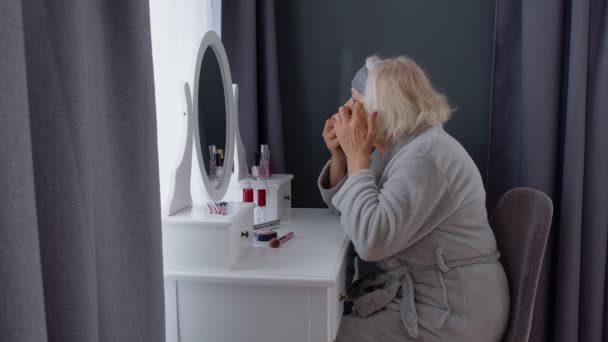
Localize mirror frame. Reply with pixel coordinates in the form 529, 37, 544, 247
192, 31, 235, 202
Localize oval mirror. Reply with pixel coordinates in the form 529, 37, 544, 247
193, 31, 235, 202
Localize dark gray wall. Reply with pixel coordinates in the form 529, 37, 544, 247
276, 0, 496, 208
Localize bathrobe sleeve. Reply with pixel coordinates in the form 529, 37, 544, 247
318, 159, 348, 213
332, 154, 457, 261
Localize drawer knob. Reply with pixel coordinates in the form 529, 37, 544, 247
284, 195, 291, 200
339, 294, 348, 302
241, 231, 249, 239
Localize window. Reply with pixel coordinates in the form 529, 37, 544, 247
149, 0, 221, 210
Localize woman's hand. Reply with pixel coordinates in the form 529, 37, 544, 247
322, 114, 348, 187
334, 102, 377, 175
322, 116, 346, 162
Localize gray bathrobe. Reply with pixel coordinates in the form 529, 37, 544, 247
319, 125, 510, 341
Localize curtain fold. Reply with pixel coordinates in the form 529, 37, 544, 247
0, 1, 165, 341
0, 1, 49, 341
488, 0, 608, 341
221, 0, 286, 173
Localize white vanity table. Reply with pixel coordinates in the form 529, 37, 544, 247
161, 31, 349, 342
164, 208, 349, 342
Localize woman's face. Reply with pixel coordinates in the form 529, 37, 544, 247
340, 88, 387, 150
344, 88, 365, 107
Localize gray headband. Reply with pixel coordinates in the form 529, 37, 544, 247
350, 65, 368, 96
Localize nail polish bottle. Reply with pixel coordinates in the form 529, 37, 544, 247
252, 151, 261, 180
254, 189, 267, 225
208, 145, 217, 180
251, 166, 261, 180
242, 182, 254, 203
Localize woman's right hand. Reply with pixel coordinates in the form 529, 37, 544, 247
323, 114, 348, 188
322, 115, 346, 161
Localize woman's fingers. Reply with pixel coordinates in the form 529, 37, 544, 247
328, 101, 375, 162
338, 105, 351, 124
334, 111, 342, 127
327, 137, 341, 149
324, 118, 335, 131
322, 116, 342, 154
322, 118, 336, 138
323, 128, 337, 142
350, 101, 365, 124
328, 128, 336, 139
334, 117, 344, 142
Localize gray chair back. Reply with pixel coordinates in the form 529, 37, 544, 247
490, 188, 553, 342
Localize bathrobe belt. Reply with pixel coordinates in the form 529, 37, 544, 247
347, 249, 501, 339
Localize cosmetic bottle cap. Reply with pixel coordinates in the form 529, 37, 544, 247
251, 166, 261, 179
217, 149, 224, 160
260, 145, 269, 160
209, 145, 216, 158
243, 188, 254, 202
257, 189, 266, 207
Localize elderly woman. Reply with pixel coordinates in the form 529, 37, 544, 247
318, 56, 510, 341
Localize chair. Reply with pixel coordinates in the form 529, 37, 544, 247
489, 188, 553, 342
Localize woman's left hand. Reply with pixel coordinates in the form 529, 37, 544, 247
334, 101, 377, 175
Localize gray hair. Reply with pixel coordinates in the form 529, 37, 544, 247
363, 55, 453, 142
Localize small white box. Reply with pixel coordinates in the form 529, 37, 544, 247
225, 174, 293, 221
162, 202, 254, 271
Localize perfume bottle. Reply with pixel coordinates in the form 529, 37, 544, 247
215, 150, 224, 180
268, 147, 272, 178
208, 145, 217, 180
260, 144, 270, 179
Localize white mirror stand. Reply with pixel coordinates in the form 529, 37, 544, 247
163, 83, 194, 216
163, 30, 249, 216
232, 84, 250, 182
164, 82, 249, 216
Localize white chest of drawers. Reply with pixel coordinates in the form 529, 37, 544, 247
163, 208, 350, 342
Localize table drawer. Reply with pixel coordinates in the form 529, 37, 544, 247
329, 246, 349, 340
165, 280, 334, 342
162, 204, 254, 270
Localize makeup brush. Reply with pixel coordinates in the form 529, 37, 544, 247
269, 232, 294, 248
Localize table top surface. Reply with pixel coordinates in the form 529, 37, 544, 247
164, 208, 350, 287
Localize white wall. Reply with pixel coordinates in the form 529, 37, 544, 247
149, 0, 218, 210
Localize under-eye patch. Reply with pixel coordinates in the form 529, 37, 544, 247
351, 65, 368, 96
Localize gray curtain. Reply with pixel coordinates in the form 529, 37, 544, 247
0, 1, 165, 342
488, 0, 608, 341
221, 0, 286, 173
